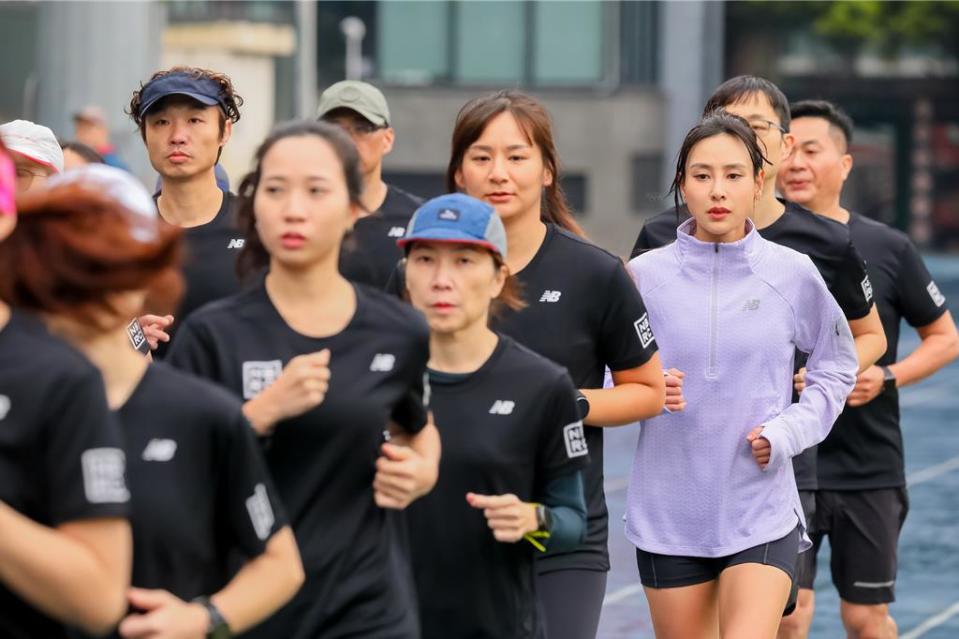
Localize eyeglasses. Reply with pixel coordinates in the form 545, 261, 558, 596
749, 119, 786, 135
14, 166, 50, 191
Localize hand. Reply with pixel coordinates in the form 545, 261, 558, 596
250, 350, 331, 433
847, 365, 884, 407
664, 368, 686, 412
466, 493, 538, 543
373, 442, 437, 509
793, 367, 806, 394
746, 426, 771, 470
118, 588, 209, 639
139, 314, 174, 350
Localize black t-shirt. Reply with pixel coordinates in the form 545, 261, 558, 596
408, 336, 589, 639
818, 214, 948, 490
154, 191, 245, 358
167, 282, 429, 639
0, 311, 128, 639
340, 185, 422, 289
493, 224, 658, 573
118, 363, 285, 601
632, 201, 875, 490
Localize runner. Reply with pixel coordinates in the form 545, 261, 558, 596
127, 66, 246, 355
778, 99, 959, 639
625, 110, 859, 638
0, 141, 131, 638
318, 80, 423, 289
400, 193, 589, 639
445, 90, 666, 639
168, 120, 439, 639
8, 165, 304, 639
1, 119, 64, 193
61, 141, 106, 170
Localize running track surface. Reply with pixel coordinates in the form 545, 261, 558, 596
598, 255, 959, 638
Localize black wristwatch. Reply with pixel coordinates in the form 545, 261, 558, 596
575, 392, 590, 421
535, 504, 552, 532
880, 365, 897, 393
192, 596, 232, 639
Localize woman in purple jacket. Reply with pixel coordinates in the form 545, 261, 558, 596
625, 111, 858, 638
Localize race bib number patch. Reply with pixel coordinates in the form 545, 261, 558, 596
246, 483, 275, 541
634, 313, 655, 349
81, 448, 130, 504
563, 421, 589, 459
242, 360, 283, 399
928, 281, 946, 308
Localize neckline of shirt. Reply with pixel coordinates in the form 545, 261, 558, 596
257, 280, 364, 342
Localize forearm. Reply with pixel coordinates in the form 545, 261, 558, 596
889, 333, 959, 388
242, 394, 281, 435
849, 307, 888, 372
580, 381, 665, 427
211, 527, 304, 634
0, 503, 129, 635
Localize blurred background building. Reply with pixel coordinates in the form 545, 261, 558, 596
1, 0, 957, 254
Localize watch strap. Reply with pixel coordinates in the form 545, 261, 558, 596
192, 596, 231, 639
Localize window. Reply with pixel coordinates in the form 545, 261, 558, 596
378, 1, 450, 84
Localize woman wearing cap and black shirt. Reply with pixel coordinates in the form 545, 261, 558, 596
1, 166, 304, 639
0, 143, 132, 638
127, 66, 247, 356
168, 121, 440, 639
400, 193, 588, 639
434, 91, 665, 638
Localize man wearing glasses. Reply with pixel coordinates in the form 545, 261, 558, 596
630, 75, 887, 632
317, 81, 423, 289
0, 120, 64, 193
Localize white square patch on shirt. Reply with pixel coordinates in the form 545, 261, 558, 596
246, 483, 275, 541
242, 360, 283, 399
634, 313, 655, 349
861, 275, 874, 303
81, 448, 130, 504
564, 421, 589, 459
928, 281, 946, 308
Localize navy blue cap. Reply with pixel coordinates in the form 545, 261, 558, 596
398, 193, 507, 259
137, 72, 226, 118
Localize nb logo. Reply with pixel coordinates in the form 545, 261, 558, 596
388, 226, 406, 238
634, 313, 655, 349
928, 281, 946, 308
488, 400, 515, 415
742, 299, 760, 311
563, 421, 589, 458
861, 275, 874, 303
539, 290, 562, 303
246, 483, 275, 542
228, 238, 245, 249
370, 353, 396, 372
142, 439, 177, 462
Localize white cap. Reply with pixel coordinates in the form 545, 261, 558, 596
49, 164, 160, 242
0, 120, 64, 174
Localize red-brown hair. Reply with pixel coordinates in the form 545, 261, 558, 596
447, 90, 586, 238
0, 185, 182, 328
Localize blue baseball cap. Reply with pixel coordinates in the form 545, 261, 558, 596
398, 193, 507, 259
137, 71, 227, 118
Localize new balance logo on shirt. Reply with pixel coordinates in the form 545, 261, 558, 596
370, 353, 396, 372
564, 421, 589, 458
388, 226, 406, 238
488, 400, 515, 415
142, 439, 177, 462
861, 275, 874, 302
634, 313, 655, 349
539, 290, 562, 303
928, 281, 946, 307
742, 299, 761, 311
227, 238, 245, 249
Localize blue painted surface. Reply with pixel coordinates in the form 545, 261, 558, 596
599, 256, 959, 638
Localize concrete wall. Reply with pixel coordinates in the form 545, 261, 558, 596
383, 87, 665, 257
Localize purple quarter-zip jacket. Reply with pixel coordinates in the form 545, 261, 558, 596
624, 219, 857, 557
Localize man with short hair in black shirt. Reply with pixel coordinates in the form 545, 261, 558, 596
778, 99, 959, 639
318, 81, 424, 289
128, 66, 247, 356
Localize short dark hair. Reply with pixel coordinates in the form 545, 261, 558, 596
704, 75, 791, 131
790, 99, 854, 146
60, 141, 105, 165
670, 110, 769, 213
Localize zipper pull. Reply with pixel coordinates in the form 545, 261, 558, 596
714, 243, 719, 253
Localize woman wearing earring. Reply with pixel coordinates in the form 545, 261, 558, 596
623, 111, 858, 638
168, 121, 439, 639
435, 90, 665, 638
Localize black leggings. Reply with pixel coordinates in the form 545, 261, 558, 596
536, 569, 607, 639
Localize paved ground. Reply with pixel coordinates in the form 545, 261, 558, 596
597, 255, 959, 638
